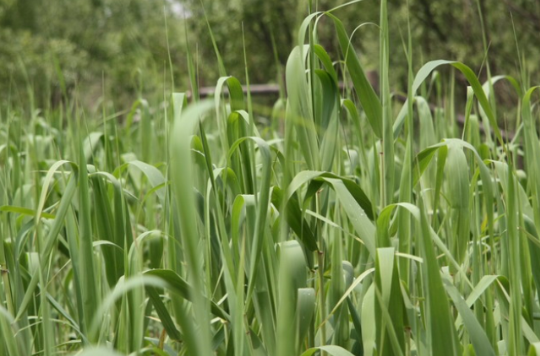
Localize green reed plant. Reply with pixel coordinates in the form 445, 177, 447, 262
1, 0, 540, 355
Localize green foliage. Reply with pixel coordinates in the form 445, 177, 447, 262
2, 1, 540, 356
0, 0, 186, 107
1, 0, 540, 110
185, 0, 540, 103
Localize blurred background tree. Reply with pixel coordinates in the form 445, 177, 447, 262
1, 0, 539, 110
0, 0, 187, 109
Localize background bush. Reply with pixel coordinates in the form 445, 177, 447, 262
1, 0, 539, 110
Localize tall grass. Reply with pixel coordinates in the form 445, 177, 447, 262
1, 1, 540, 355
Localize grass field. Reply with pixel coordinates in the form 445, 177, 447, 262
1, 1, 540, 355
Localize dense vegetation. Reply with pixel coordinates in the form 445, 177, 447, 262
1, 0, 539, 108
2, 0, 540, 355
